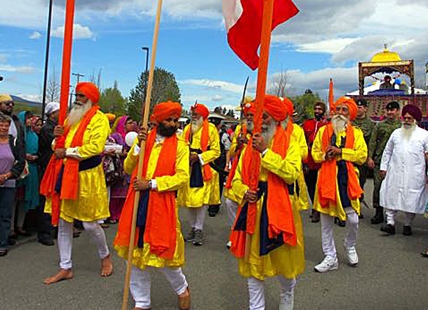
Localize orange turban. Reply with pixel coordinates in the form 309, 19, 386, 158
152, 101, 182, 122
243, 101, 256, 116
191, 103, 209, 120
281, 97, 294, 117
333, 96, 358, 121
75, 82, 100, 104
264, 95, 288, 122
105, 113, 116, 122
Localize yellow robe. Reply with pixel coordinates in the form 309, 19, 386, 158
177, 123, 221, 207
291, 124, 310, 211
224, 124, 251, 203
45, 110, 110, 223
232, 139, 305, 280
115, 135, 190, 269
312, 125, 367, 220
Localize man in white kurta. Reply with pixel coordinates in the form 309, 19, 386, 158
380, 104, 428, 236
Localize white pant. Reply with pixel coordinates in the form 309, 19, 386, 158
247, 276, 296, 310
187, 206, 207, 230
226, 198, 238, 228
58, 218, 110, 270
130, 265, 188, 309
385, 209, 416, 226
320, 208, 358, 259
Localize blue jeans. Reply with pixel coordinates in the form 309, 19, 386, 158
0, 187, 16, 250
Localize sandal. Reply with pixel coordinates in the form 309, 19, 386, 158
420, 250, 428, 258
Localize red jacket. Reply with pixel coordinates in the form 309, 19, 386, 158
302, 118, 328, 170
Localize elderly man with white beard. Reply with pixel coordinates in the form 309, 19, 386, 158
178, 103, 220, 246
41, 82, 113, 284
312, 97, 367, 273
379, 104, 428, 236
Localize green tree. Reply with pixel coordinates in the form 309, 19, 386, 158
99, 81, 126, 115
291, 90, 322, 125
127, 67, 181, 121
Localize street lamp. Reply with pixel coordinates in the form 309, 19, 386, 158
41, 0, 54, 121
142, 47, 149, 100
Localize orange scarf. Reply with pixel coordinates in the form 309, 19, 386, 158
40, 105, 99, 225
317, 124, 363, 208
114, 128, 178, 259
230, 126, 297, 258
185, 120, 212, 181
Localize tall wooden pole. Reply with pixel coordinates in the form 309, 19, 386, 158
121, 1, 164, 309
58, 0, 76, 125
245, 0, 275, 260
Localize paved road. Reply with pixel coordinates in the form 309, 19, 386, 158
2, 180, 428, 309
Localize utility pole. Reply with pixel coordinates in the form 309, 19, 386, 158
72, 72, 84, 84
142, 47, 149, 100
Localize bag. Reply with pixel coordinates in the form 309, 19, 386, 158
103, 155, 125, 186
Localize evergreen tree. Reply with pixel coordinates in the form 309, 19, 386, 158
99, 81, 126, 115
127, 67, 181, 121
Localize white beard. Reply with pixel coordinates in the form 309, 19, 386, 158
401, 122, 416, 141
245, 119, 254, 133
191, 116, 203, 134
280, 116, 290, 130
67, 100, 93, 126
331, 115, 348, 135
261, 122, 276, 144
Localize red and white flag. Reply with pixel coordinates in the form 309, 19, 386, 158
222, 0, 299, 70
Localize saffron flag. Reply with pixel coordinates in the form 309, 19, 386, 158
328, 78, 334, 115
222, 0, 299, 70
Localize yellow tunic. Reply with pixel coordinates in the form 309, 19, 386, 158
224, 124, 251, 203
291, 124, 310, 211
232, 139, 305, 280
45, 110, 110, 223
115, 135, 190, 269
177, 123, 221, 207
312, 125, 367, 220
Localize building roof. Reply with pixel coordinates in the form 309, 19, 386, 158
370, 46, 402, 63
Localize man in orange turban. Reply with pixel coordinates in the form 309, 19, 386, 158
42, 81, 113, 284
114, 101, 191, 310
312, 96, 367, 273
229, 94, 305, 310
177, 103, 221, 246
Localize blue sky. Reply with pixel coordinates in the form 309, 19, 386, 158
1, 0, 428, 112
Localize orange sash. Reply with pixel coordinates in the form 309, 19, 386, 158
114, 128, 178, 259
40, 105, 99, 225
317, 124, 363, 208
185, 120, 212, 181
230, 126, 297, 258
225, 124, 248, 189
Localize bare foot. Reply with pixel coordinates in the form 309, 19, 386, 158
101, 254, 113, 277
44, 269, 73, 285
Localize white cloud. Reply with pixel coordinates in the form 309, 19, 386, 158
212, 94, 223, 101
293, 38, 360, 54
0, 64, 36, 74
0, 54, 7, 63
51, 24, 94, 39
29, 31, 42, 40
17, 94, 42, 102
180, 79, 244, 93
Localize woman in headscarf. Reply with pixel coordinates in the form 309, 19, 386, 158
105, 115, 135, 223
14, 111, 39, 235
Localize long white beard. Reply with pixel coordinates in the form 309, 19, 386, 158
331, 115, 348, 134
191, 116, 203, 134
245, 119, 254, 133
261, 122, 276, 144
401, 122, 416, 141
67, 100, 93, 126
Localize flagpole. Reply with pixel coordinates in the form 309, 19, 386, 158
328, 78, 334, 120
245, 0, 275, 260
58, 0, 76, 125
121, 0, 164, 309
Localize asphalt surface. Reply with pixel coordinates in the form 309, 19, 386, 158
1, 179, 428, 310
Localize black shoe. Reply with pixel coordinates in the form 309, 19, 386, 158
371, 214, 384, 224
403, 226, 412, 236
334, 217, 346, 227
358, 213, 364, 219
7, 237, 16, 246
380, 224, 395, 235
0, 249, 8, 257
208, 211, 217, 217
311, 210, 320, 223
38, 238, 55, 246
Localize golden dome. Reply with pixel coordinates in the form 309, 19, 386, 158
371, 45, 401, 62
